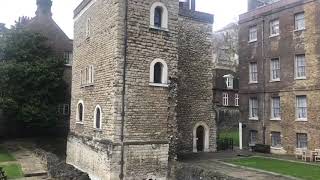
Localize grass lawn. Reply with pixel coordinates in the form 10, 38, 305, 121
218, 130, 239, 146
228, 156, 320, 180
1, 164, 24, 179
0, 147, 15, 162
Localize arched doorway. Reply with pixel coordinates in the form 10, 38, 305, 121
193, 122, 210, 152
196, 126, 205, 152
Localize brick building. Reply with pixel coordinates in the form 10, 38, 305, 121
239, 0, 320, 154
66, 0, 216, 179
212, 23, 240, 133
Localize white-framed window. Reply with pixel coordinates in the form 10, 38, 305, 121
271, 97, 281, 120
249, 62, 258, 83
222, 93, 229, 106
223, 74, 234, 89
270, 19, 280, 36
249, 26, 257, 42
297, 133, 307, 149
235, 94, 239, 107
149, 59, 168, 87
94, 105, 102, 129
88, 65, 94, 84
150, 2, 168, 30
76, 100, 84, 123
249, 97, 258, 119
80, 65, 94, 86
86, 18, 91, 38
295, 12, 305, 31
271, 132, 282, 148
64, 51, 73, 65
58, 104, 70, 115
296, 95, 307, 121
270, 58, 280, 81
295, 54, 306, 79
249, 130, 258, 145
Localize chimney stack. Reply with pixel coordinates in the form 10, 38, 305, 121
36, 0, 52, 17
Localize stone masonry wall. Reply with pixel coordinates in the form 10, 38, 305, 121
177, 14, 216, 153
239, 0, 320, 153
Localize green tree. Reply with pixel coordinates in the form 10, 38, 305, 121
0, 29, 66, 130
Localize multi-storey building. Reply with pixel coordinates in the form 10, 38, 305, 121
67, 0, 216, 179
239, 0, 320, 154
212, 23, 240, 132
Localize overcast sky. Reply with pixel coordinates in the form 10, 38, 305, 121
0, 0, 247, 39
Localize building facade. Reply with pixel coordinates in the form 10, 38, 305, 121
212, 23, 240, 133
239, 0, 320, 154
67, 0, 215, 179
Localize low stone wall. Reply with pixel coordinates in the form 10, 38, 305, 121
172, 162, 241, 180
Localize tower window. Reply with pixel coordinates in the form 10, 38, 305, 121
154, 7, 162, 28
154, 62, 163, 83
94, 105, 102, 129
149, 59, 168, 86
77, 101, 84, 123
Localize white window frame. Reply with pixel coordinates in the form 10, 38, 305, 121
222, 93, 229, 106
271, 132, 282, 148
271, 97, 281, 120
249, 97, 258, 120
223, 74, 234, 89
249, 62, 258, 83
296, 95, 307, 121
270, 58, 280, 81
295, 54, 306, 79
270, 19, 280, 37
94, 105, 102, 129
235, 94, 239, 107
88, 65, 94, 84
86, 18, 91, 38
150, 2, 168, 30
149, 58, 168, 87
249, 26, 257, 42
296, 133, 308, 149
295, 12, 305, 31
76, 100, 84, 124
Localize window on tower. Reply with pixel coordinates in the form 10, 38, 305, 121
149, 59, 168, 87
154, 7, 162, 28
150, 2, 168, 30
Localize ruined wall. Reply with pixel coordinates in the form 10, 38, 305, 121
239, 0, 320, 153
177, 10, 216, 153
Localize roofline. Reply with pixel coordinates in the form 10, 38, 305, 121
74, 0, 92, 18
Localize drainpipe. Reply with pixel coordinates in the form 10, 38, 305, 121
120, 0, 129, 179
261, 17, 266, 145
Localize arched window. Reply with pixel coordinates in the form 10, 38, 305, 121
77, 100, 84, 123
150, 2, 168, 30
94, 105, 102, 129
150, 59, 168, 86
154, 7, 163, 28
154, 62, 163, 83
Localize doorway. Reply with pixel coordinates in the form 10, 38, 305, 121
196, 126, 205, 152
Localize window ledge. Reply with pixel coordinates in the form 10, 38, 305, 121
149, 83, 169, 87
65, 64, 72, 67
249, 117, 259, 121
270, 79, 280, 82
76, 122, 84, 125
94, 128, 103, 132
269, 34, 279, 38
149, 25, 169, 32
249, 81, 258, 84
270, 118, 281, 121
295, 119, 307, 122
81, 84, 94, 88
248, 40, 257, 43
295, 77, 306, 80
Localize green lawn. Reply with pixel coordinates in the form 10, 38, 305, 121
0, 147, 15, 162
218, 130, 239, 146
1, 164, 24, 179
228, 157, 320, 180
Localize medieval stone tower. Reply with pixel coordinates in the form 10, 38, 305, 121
67, 0, 215, 179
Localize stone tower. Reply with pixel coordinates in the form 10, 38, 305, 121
36, 0, 52, 17
67, 0, 215, 179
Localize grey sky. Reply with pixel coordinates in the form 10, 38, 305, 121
0, 0, 247, 39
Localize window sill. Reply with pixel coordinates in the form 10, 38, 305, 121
269, 34, 279, 38
294, 28, 305, 32
149, 25, 169, 32
149, 83, 169, 87
64, 64, 72, 67
76, 122, 84, 125
248, 40, 257, 43
93, 128, 103, 132
270, 79, 280, 82
81, 84, 94, 88
294, 77, 306, 80
295, 119, 307, 122
270, 118, 281, 121
249, 81, 258, 84
249, 117, 259, 121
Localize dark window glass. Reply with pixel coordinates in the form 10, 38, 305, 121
78, 103, 83, 122
154, 62, 163, 83
154, 7, 162, 28
96, 108, 101, 129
